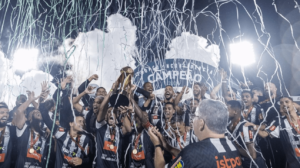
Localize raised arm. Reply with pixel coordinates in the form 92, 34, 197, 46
153, 127, 181, 157
78, 74, 98, 93
220, 69, 230, 103
39, 101, 58, 131
78, 74, 98, 106
97, 83, 115, 122
130, 96, 149, 128
73, 86, 95, 112
148, 127, 165, 168
210, 83, 221, 100
174, 86, 189, 106
118, 105, 132, 135
12, 91, 39, 129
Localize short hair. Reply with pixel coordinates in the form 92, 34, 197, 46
96, 87, 106, 92
0, 102, 8, 109
43, 99, 56, 111
227, 100, 242, 111
196, 99, 228, 134
165, 102, 175, 110
143, 82, 152, 88
165, 85, 173, 89
170, 114, 184, 125
252, 87, 263, 93
75, 112, 85, 118
194, 82, 205, 87
241, 90, 253, 98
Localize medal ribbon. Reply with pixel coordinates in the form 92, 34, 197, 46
134, 133, 142, 150
30, 129, 40, 149
287, 116, 300, 135
0, 127, 6, 145
243, 106, 253, 120
69, 133, 85, 152
176, 132, 187, 150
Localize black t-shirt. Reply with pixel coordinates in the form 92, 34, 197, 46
266, 116, 300, 167
15, 124, 47, 168
0, 125, 16, 168
95, 120, 123, 168
123, 130, 154, 168
227, 118, 267, 168
167, 138, 243, 168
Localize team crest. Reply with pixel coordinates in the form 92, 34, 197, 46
171, 157, 184, 168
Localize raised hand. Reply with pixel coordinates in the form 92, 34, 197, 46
148, 127, 161, 146
40, 90, 50, 100
181, 86, 189, 94
84, 85, 96, 94
88, 74, 99, 81
26, 91, 40, 102
118, 106, 128, 114
41, 81, 48, 92
219, 68, 227, 81
61, 76, 73, 90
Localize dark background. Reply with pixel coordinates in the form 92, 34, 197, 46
0, 0, 299, 96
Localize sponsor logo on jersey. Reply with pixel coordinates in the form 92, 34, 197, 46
215, 155, 242, 168
171, 156, 184, 168
270, 125, 276, 131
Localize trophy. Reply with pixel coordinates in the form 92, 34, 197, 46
109, 66, 134, 108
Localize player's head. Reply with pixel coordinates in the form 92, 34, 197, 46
227, 100, 242, 120
241, 90, 253, 108
164, 85, 174, 100
163, 102, 175, 120
193, 99, 228, 141
279, 96, 296, 117
170, 114, 185, 137
251, 87, 263, 103
0, 102, 9, 127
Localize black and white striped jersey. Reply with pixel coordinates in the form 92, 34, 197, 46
266, 115, 300, 167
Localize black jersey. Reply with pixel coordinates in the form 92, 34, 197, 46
265, 115, 300, 167
227, 118, 267, 168
123, 129, 154, 168
15, 124, 47, 168
166, 138, 243, 168
0, 125, 16, 168
94, 120, 123, 168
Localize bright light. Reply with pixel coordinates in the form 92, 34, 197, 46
230, 41, 255, 66
13, 48, 38, 71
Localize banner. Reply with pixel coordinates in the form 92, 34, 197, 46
133, 59, 220, 90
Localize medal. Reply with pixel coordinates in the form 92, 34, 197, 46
132, 149, 137, 154
109, 144, 114, 150
29, 148, 34, 154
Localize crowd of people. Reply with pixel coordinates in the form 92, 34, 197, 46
0, 66, 300, 168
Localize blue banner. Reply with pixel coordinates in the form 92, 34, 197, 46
133, 59, 220, 90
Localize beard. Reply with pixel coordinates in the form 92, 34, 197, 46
0, 121, 7, 128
